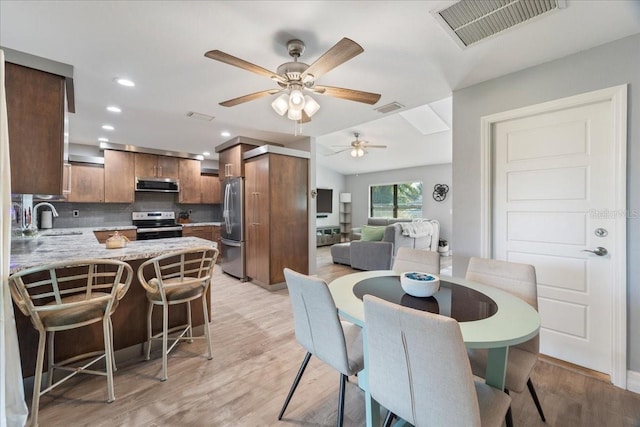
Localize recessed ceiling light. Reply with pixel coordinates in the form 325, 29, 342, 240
114, 78, 135, 87
203, 151, 211, 156
107, 106, 122, 113
102, 125, 114, 131
221, 131, 230, 137
98, 137, 109, 142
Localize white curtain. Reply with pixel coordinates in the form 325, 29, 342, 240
0, 49, 29, 427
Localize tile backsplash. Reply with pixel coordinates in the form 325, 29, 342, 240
30, 192, 221, 229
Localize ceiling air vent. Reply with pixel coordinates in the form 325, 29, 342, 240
186, 111, 215, 121
375, 102, 405, 114
433, 0, 566, 48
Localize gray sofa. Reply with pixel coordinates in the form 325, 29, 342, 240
331, 218, 440, 271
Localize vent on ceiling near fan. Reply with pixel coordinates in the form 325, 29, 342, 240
434, 0, 566, 48
375, 102, 405, 114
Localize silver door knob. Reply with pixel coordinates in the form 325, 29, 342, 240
582, 247, 608, 256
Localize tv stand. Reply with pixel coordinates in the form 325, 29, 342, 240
316, 226, 341, 247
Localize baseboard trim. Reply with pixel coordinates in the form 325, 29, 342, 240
627, 370, 640, 394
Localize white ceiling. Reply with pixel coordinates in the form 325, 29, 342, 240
1, 1, 639, 175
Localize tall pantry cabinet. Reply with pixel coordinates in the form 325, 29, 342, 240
244, 147, 309, 289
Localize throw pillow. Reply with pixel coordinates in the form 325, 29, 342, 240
361, 225, 385, 241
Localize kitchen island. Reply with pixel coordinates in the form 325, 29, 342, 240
10, 229, 217, 377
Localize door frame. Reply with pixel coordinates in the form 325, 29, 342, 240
478, 84, 628, 388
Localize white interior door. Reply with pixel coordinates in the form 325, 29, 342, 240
493, 99, 617, 375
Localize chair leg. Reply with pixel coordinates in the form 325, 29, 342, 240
103, 318, 116, 402
46, 331, 55, 388
186, 301, 194, 343
108, 318, 117, 372
383, 410, 395, 427
504, 389, 513, 427
146, 302, 154, 360
278, 352, 312, 420
337, 374, 346, 427
30, 330, 47, 427
202, 294, 213, 360
527, 378, 546, 422
161, 303, 169, 381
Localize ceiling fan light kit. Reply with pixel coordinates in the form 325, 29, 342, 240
205, 37, 381, 128
271, 93, 289, 116
351, 147, 365, 157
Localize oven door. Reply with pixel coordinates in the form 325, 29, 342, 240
136, 227, 183, 240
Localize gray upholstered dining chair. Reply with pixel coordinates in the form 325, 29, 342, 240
392, 247, 440, 275
363, 294, 512, 427
465, 257, 546, 422
8, 259, 133, 427
137, 245, 218, 381
279, 268, 364, 427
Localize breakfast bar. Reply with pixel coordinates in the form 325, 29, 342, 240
10, 229, 216, 377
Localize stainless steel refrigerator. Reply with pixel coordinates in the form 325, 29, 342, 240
221, 177, 246, 280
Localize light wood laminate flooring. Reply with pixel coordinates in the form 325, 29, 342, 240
26, 247, 640, 426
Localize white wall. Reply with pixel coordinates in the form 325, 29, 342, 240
345, 163, 452, 242
452, 34, 640, 371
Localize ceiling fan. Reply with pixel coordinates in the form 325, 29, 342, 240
204, 38, 381, 122
330, 132, 387, 157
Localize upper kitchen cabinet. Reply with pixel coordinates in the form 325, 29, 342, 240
5, 62, 67, 195
215, 136, 263, 180
104, 150, 135, 203
178, 158, 202, 204
66, 163, 104, 203
134, 153, 179, 179
201, 174, 221, 204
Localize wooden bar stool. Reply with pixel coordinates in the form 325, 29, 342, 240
137, 246, 218, 381
8, 259, 133, 427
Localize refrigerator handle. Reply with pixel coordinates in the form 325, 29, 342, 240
223, 182, 232, 235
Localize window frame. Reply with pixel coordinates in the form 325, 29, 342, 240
369, 181, 423, 219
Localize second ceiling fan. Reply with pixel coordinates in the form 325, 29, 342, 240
204, 38, 381, 122
331, 133, 387, 157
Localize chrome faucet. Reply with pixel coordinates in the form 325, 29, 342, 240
32, 202, 59, 229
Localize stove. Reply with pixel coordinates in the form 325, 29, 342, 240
133, 211, 183, 240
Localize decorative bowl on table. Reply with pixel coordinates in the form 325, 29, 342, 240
400, 272, 440, 297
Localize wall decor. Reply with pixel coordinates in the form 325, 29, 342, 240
433, 184, 449, 201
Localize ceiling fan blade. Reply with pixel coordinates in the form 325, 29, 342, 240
362, 144, 387, 148
301, 38, 364, 81
300, 110, 312, 123
219, 89, 280, 107
205, 50, 285, 83
314, 85, 381, 105
326, 147, 352, 156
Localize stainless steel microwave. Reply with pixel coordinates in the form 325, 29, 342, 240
135, 177, 180, 192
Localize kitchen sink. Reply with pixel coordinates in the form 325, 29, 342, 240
41, 230, 83, 237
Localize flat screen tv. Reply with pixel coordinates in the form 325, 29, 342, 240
317, 188, 333, 215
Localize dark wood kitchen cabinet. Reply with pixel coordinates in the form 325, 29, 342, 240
245, 151, 308, 289
6, 62, 66, 195
201, 174, 221, 204
182, 225, 222, 262
104, 150, 135, 203
66, 163, 104, 203
134, 153, 179, 179
178, 158, 202, 203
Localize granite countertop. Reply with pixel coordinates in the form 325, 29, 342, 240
181, 222, 222, 227
10, 228, 216, 274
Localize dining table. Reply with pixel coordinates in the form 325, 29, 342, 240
328, 270, 541, 427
